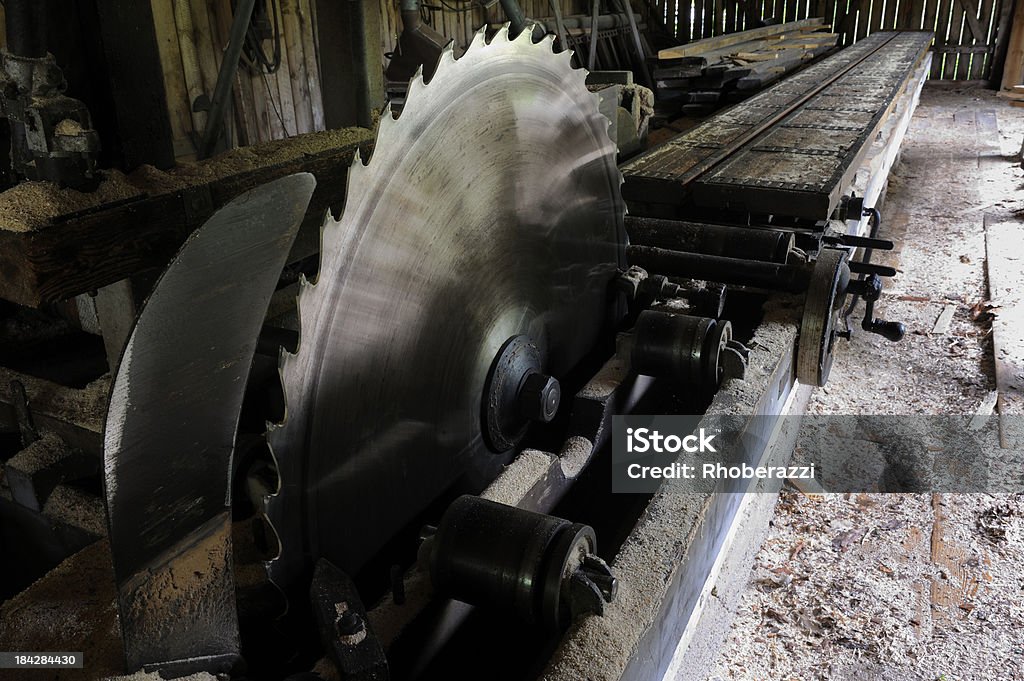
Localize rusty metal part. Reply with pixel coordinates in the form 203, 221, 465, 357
310, 559, 388, 681
267, 27, 624, 592
102, 173, 316, 674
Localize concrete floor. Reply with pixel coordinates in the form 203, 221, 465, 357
710, 84, 1024, 680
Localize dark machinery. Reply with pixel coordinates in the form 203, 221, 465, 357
0, 16, 930, 681
0, 0, 100, 189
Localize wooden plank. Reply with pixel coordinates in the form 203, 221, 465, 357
864, 0, 880, 37
282, 0, 315, 135
985, 216, 1024, 448
785, 0, 799, 22
297, 0, 326, 131
931, 303, 957, 334
189, 0, 222, 103
907, 0, 927, 27
949, 0, 969, 78
658, 16, 825, 57
272, 0, 299, 136
824, 0, 840, 31
884, 0, 901, 28
999, 0, 1024, 88
0, 134, 376, 308
150, 0, 195, 157
969, 0, 996, 77
172, 0, 209, 138
958, 0, 988, 40
932, 0, 954, 77
95, 1, 176, 169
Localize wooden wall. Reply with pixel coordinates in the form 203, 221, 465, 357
648, 0, 1012, 79
378, 0, 588, 58
150, 0, 325, 160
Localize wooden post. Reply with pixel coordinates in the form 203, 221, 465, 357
95, 0, 176, 169
316, 0, 383, 129
996, 0, 1023, 89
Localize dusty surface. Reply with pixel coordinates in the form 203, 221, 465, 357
0, 127, 373, 232
709, 84, 1024, 680
0, 540, 122, 681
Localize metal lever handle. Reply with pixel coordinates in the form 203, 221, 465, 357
864, 318, 906, 342
848, 261, 897, 277
844, 274, 905, 342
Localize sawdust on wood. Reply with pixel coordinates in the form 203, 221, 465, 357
0, 127, 374, 232
0, 539, 122, 681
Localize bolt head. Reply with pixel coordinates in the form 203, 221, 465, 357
518, 372, 561, 423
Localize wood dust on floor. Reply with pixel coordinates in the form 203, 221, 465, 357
708, 85, 1024, 681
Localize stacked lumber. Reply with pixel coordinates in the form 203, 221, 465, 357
653, 18, 838, 120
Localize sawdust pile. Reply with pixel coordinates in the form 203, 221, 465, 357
0, 127, 373, 233
711, 492, 1024, 679
711, 85, 1024, 681
0, 539, 122, 681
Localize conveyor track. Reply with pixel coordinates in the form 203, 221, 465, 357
621, 31, 933, 220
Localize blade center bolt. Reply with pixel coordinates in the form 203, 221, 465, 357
518, 371, 561, 423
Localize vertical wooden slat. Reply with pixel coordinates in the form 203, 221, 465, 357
725, 0, 736, 31
171, 0, 208, 144
151, 0, 194, 156
932, 0, 953, 76
268, 0, 298, 135
208, 0, 242, 146
688, 0, 699, 40
974, 0, 997, 77
923, 0, 940, 34
969, 0, 994, 78
950, 0, 970, 78
882, 0, 898, 27
824, 0, 839, 29
907, 0, 926, 28
296, 0, 325, 131
867, 0, 882, 33
785, 0, 799, 22
280, 0, 314, 134
851, 0, 868, 38
189, 0, 221, 101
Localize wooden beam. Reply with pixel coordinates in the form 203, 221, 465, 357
0, 134, 374, 308
999, 0, 1024, 88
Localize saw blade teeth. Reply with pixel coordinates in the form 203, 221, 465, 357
438, 41, 457, 70
513, 24, 533, 44
494, 22, 511, 44
265, 20, 627, 594
406, 71, 427, 103
468, 25, 487, 52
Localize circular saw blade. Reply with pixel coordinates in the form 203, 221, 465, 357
266, 26, 625, 589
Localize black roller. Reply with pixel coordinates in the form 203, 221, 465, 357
618, 310, 732, 389
427, 496, 616, 631
625, 215, 794, 264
